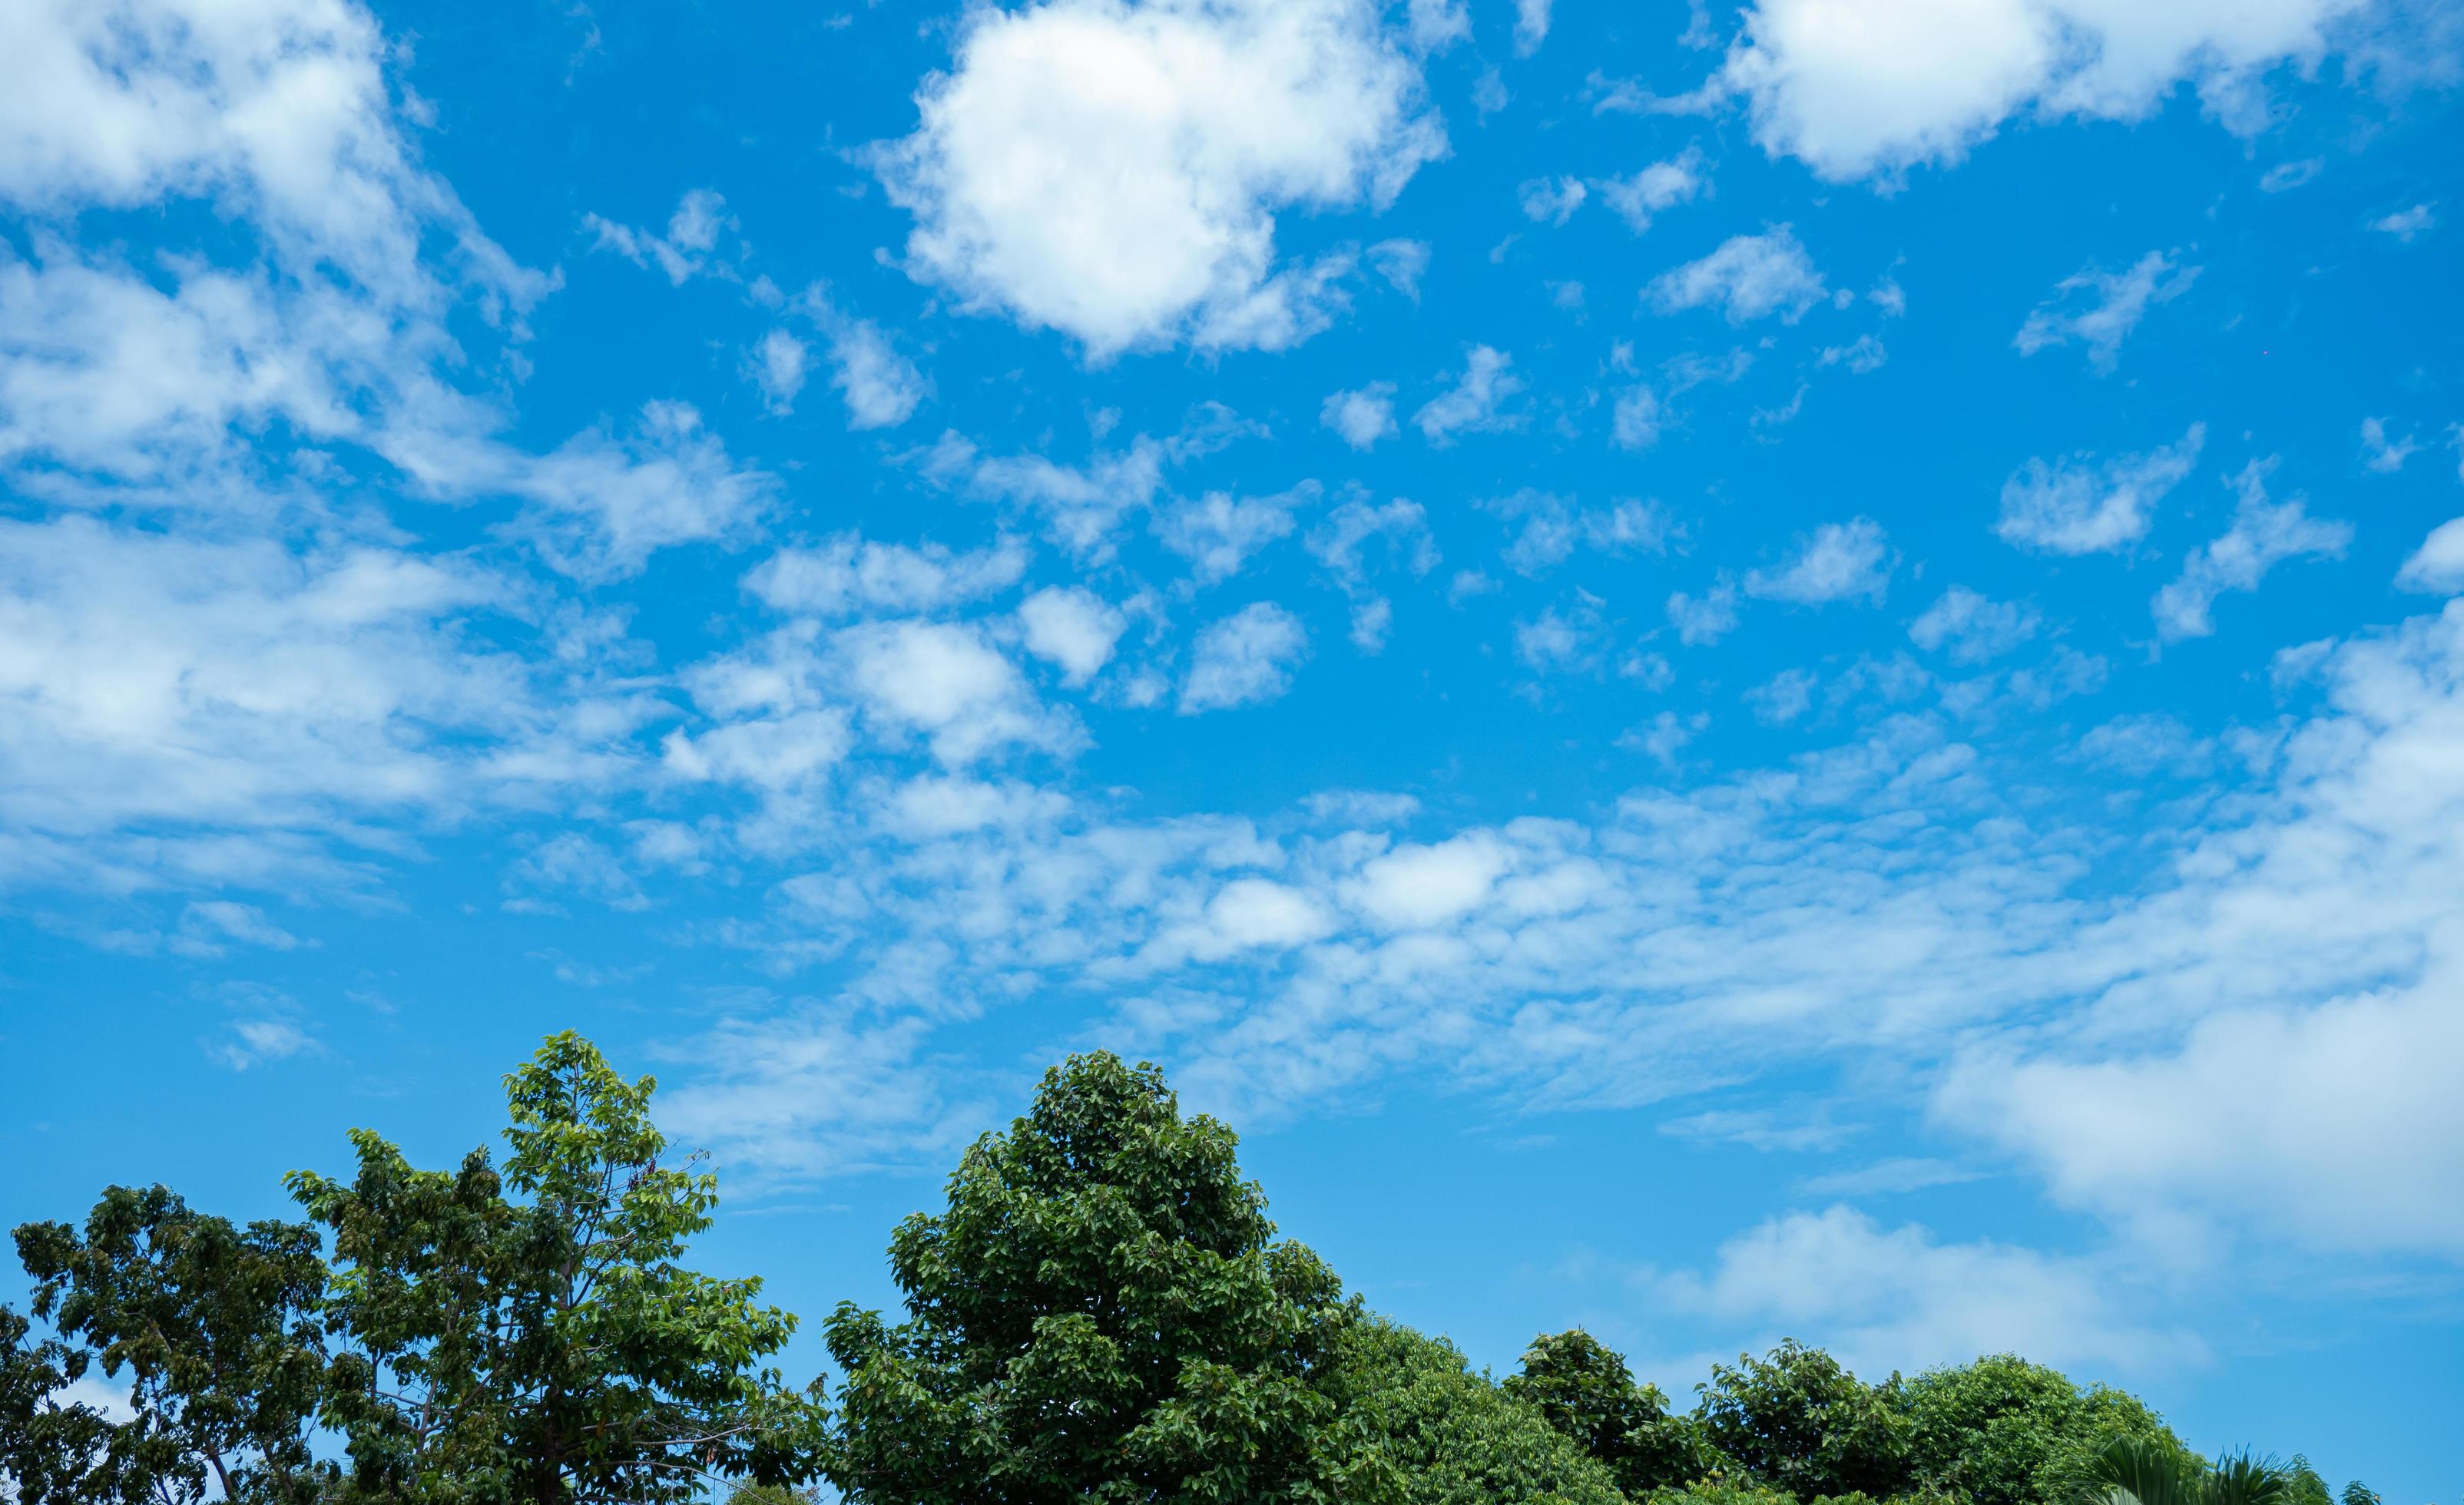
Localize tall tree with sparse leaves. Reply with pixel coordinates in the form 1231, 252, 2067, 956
288, 1030, 823, 1503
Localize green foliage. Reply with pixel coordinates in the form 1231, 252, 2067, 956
2084, 1437, 2293, 1505
12, 1185, 332, 1503
286, 1030, 822, 1503
823, 1051, 1344, 1504
1640, 1472, 1807, 1505
1697, 1341, 1912, 1500
2339, 1484, 2380, 1505
2, 1303, 125, 1503
1902, 1354, 2187, 1505
1505, 1328, 1703, 1496
1315, 1317, 1628, 1505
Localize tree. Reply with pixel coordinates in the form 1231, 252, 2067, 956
1505, 1328, 1701, 1495
287, 1030, 823, 1503
2083, 1437, 2290, 1505
1, 1304, 127, 1503
823, 1052, 1345, 1504
1316, 1317, 1628, 1505
1695, 1341, 1911, 1500
12, 1186, 332, 1503
1901, 1354, 2187, 1505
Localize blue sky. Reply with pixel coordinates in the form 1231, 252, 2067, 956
4, 0, 2463, 1491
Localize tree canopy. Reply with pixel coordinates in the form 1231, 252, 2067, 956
0, 1037, 2380, 1505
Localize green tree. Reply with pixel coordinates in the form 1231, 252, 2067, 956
823, 1052, 1345, 1504
1316, 1317, 1628, 1505
1902, 1354, 2187, 1505
1505, 1328, 1701, 1495
12, 1186, 332, 1503
1, 1303, 128, 1503
287, 1030, 822, 1503
1696, 1341, 1911, 1500
2083, 1437, 2290, 1505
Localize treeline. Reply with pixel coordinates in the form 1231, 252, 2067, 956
0, 1036, 2379, 1505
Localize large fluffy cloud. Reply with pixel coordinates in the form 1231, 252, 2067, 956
876, 0, 1445, 356
1717, 0, 2373, 181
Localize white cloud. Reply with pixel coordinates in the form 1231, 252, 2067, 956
1611, 386, 1664, 450
1491, 491, 1671, 576
840, 620, 1068, 765
1715, 0, 2370, 182
2370, 203, 2436, 241
1156, 485, 1310, 582
1414, 346, 1527, 443
749, 329, 810, 415
1667, 581, 1740, 645
585, 189, 735, 285
875, 0, 1445, 356
2396, 518, 2464, 594
1747, 518, 1894, 605
1350, 835, 1511, 929
1307, 496, 1439, 652
0, 0, 542, 309
1909, 587, 2041, 664
1518, 175, 1589, 226
1323, 382, 1400, 449
1514, 0, 1553, 54
2013, 250, 2199, 373
925, 428, 1177, 558
820, 313, 929, 430
1747, 667, 1818, 724
1646, 227, 1826, 324
744, 534, 1028, 617
1997, 423, 2204, 554
1595, 149, 1707, 233
213, 1017, 318, 1072
1017, 586, 1128, 686
2360, 415, 2419, 473
1181, 602, 1309, 713
659, 1001, 989, 1182
1657, 1206, 2201, 1374
1406, 0, 1472, 51
1818, 333, 1888, 373
0, 516, 606, 860
172, 900, 303, 958
2151, 461, 2350, 642
492, 402, 776, 582
662, 710, 852, 795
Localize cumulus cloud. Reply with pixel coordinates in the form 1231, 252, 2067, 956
1998, 423, 2204, 554
1646, 227, 1826, 323
1181, 602, 1309, 712
2397, 518, 2464, 594
1323, 382, 1400, 449
1514, 0, 1553, 54
2151, 461, 2350, 641
744, 534, 1028, 617
748, 329, 810, 415
1156, 485, 1310, 582
874, 0, 1445, 356
2013, 250, 2199, 373
1658, 1206, 2201, 1374
2370, 203, 2436, 241
1518, 175, 1589, 226
1747, 518, 1894, 604
1667, 581, 1741, 645
1413, 346, 1527, 443
1714, 0, 2372, 182
1909, 587, 2041, 664
585, 190, 736, 286
1596, 149, 1707, 233
840, 620, 1071, 764
2360, 415, 2419, 474
1017, 586, 1128, 685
